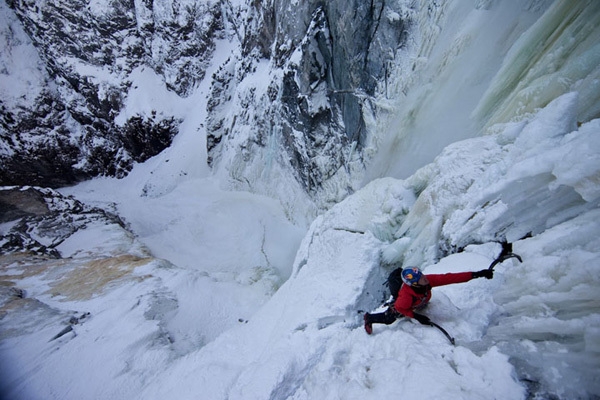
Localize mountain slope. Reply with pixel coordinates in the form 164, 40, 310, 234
1, 1, 600, 399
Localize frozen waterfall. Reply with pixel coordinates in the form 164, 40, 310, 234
366, 0, 600, 182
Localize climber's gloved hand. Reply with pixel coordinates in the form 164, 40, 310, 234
413, 313, 431, 325
472, 269, 494, 279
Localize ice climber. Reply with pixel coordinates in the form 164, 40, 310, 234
363, 266, 493, 335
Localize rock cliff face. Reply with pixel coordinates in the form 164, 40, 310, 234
206, 0, 410, 202
1, 0, 411, 205
0, 0, 223, 187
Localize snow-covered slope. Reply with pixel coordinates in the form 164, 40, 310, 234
1, 1, 600, 400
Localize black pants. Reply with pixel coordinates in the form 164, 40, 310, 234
368, 307, 403, 325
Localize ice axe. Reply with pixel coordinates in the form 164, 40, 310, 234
414, 313, 456, 345
430, 321, 455, 345
488, 242, 522, 271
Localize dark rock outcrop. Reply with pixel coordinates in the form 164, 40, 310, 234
0, 186, 125, 257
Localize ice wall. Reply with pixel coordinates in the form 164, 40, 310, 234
357, 1, 600, 395
473, 0, 600, 129
366, 0, 600, 183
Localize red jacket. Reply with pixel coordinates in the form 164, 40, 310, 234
393, 272, 473, 318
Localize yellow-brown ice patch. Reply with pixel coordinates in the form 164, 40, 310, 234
47, 255, 153, 301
